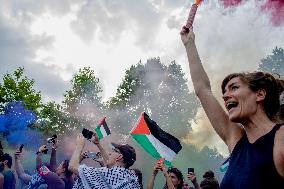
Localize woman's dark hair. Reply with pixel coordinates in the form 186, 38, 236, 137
62, 160, 73, 179
163, 167, 184, 189
221, 72, 284, 121
200, 170, 219, 189
203, 170, 215, 179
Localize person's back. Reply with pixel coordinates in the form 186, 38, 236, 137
74, 165, 139, 189
3, 169, 16, 189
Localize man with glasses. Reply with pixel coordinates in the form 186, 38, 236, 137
69, 134, 140, 189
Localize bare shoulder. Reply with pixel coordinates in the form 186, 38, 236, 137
273, 125, 284, 177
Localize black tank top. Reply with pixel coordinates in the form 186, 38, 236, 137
220, 124, 284, 189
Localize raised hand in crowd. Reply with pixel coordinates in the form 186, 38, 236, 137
90, 133, 109, 166
187, 171, 200, 189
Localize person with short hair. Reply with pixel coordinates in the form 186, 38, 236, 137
199, 170, 219, 189
0, 153, 16, 189
69, 133, 140, 189
147, 161, 184, 189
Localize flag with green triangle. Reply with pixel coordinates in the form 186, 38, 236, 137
130, 112, 182, 166
95, 117, 111, 140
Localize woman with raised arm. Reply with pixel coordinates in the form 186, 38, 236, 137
180, 26, 284, 189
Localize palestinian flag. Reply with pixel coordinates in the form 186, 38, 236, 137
95, 117, 111, 140
130, 112, 182, 166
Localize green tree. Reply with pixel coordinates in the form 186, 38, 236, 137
62, 67, 104, 130
107, 58, 200, 137
0, 67, 42, 114
258, 47, 284, 75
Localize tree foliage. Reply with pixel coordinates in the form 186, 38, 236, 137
258, 46, 284, 76
64, 67, 103, 110
0, 67, 42, 114
107, 58, 200, 137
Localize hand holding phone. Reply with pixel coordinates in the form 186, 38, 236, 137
82, 128, 94, 140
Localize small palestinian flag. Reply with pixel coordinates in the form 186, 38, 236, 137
95, 117, 111, 140
130, 112, 182, 166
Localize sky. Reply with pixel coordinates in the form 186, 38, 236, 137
1, 0, 284, 156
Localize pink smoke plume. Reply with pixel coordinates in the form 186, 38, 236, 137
261, 0, 284, 26
220, 0, 243, 7
220, 0, 284, 26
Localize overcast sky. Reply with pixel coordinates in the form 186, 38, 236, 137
1, 0, 283, 155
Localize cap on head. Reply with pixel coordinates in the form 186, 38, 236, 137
111, 143, 136, 168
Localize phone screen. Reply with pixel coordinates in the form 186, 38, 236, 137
82, 128, 93, 139
19, 144, 24, 152
188, 168, 194, 173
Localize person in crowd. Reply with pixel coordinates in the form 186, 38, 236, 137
0, 173, 3, 189
15, 140, 74, 189
182, 182, 189, 189
199, 170, 219, 189
69, 133, 140, 188
180, 26, 284, 189
36, 140, 74, 189
147, 161, 184, 189
0, 153, 16, 189
187, 171, 200, 189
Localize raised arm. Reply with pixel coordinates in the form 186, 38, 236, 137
180, 27, 243, 152
69, 134, 86, 175
147, 163, 160, 189
49, 143, 57, 172
92, 133, 109, 166
14, 150, 32, 184
36, 145, 47, 170
161, 165, 175, 189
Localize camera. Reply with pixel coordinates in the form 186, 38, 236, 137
82, 128, 94, 140
47, 134, 57, 144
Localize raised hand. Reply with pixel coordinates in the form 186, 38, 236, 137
76, 133, 86, 147
180, 26, 195, 46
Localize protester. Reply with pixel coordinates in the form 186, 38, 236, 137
0, 153, 16, 189
199, 170, 219, 189
36, 142, 74, 189
187, 171, 200, 189
69, 133, 140, 188
0, 173, 3, 189
15, 140, 74, 189
181, 26, 284, 189
182, 182, 190, 189
147, 161, 184, 189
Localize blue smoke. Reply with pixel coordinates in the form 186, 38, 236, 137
0, 101, 43, 150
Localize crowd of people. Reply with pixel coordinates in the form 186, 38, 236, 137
0, 132, 220, 189
0, 23, 283, 189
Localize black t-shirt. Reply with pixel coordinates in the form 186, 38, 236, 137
220, 124, 284, 189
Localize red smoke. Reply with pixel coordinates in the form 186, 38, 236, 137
220, 0, 284, 26
220, 0, 243, 7
261, 0, 284, 26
